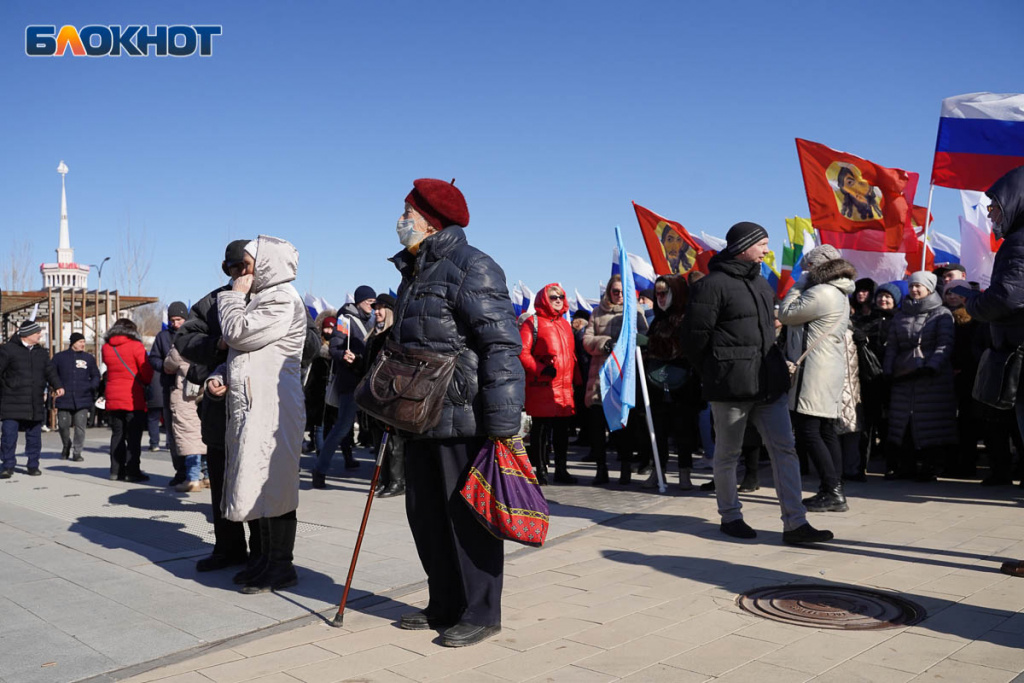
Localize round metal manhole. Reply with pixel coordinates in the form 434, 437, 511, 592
736, 584, 925, 630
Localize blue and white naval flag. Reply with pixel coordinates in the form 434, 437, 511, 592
599, 227, 638, 432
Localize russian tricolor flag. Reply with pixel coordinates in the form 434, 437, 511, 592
611, 250, 657, 294
932, 92, 1024, 191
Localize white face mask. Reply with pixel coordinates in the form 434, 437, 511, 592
656, 290, 672, 311
397, 218, 426, 249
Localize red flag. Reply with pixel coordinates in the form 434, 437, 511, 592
632, 202, 703, 276
795, 139, 917, 251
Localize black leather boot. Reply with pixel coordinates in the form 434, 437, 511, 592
592, 463, 609, 485
343, 446, 359, 470
241, 516, 298, 594
805, 482, 849, 512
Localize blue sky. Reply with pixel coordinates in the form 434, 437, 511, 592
2, 0, 1021, 306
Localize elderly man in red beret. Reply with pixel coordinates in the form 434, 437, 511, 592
377, 178, 525, 647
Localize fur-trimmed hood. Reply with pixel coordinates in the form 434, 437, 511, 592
104, 320, 143, 343
807, 258, 857, 290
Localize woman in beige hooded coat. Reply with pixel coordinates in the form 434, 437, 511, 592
217, 234, 307, 594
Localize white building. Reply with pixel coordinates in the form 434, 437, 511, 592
40, 161, 90, 289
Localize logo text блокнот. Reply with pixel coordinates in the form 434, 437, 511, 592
26, 25, 222, 57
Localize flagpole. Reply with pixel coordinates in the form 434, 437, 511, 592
921, 184, 935, 271
634, 348, 665, 493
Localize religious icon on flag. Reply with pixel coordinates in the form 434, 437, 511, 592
632, 202, 702, 276
795, 139, 917, 251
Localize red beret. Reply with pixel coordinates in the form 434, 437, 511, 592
405, 178, 469, 231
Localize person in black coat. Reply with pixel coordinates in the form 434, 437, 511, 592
0, 320, 64, 477
149, 301, 189, 482
681, 222, 831, 545
953, 167, 1024, 578
386, 179, 524, 648
52, 332, 100, 461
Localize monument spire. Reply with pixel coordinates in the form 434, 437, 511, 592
56, 160, 73, 263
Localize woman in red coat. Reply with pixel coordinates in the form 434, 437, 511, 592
519, 283, 577, 485
102, 318, 155, 482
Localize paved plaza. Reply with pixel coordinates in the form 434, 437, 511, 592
2, 427, 1024, 682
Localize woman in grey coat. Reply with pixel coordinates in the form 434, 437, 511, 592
218, 234, 308, 594
884, 271, 957, 481
779, 245, 855, 512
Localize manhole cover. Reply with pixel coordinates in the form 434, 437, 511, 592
736, 584, 925, 630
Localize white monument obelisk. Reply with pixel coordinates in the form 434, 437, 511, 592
40, 160, 90, 289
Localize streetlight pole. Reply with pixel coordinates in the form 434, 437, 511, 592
89, 256, 110, 290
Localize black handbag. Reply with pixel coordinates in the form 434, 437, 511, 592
857, 344, 884, 383
354, 338, 460, 434
973, 346, 1024, 410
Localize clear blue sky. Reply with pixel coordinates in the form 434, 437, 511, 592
2, 0, 1021, 306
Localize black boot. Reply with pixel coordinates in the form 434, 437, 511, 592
802, 484, 828, 507
739, 445, 760, 492
344, 446, 359, 470
618, 459, 631, 485
592, 463, 609, 486
233, 519, 269, 585
241, 515, 298, 594
805, 482, 849, 512
553, 449, 576, 484
379, 438, 406, 497
61, 444, 71, 460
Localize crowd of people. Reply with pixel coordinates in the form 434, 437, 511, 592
2, 168, 1024, 646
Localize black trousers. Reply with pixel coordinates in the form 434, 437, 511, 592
108, 410, 145, 477
405, 437, 503, 627
206, 445, 260, 559
792, 412, 841, 488
649, 388, 699, 472
528, 416, 570, 473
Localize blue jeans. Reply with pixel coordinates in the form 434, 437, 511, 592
1, 419, 43, 471
710, 395, 808, 532
314, 394, 357, 475
699, 406, 715, 460
184, 454, 203, 481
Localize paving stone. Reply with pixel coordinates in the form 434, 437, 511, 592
565, 612, 675, 650
200, 644, 338, 683
948, 629, 1024, 672
811, 661, 914, 682
288, 644, 421, 683
852, 633, 966, 675
759, 631, 890, 675
663, 633, 779, 676
476, 638, 604, 682
386, 642, 515, 682
572, 634, 690, 678
912, 658, 1017, 682
709, 660, 811, 682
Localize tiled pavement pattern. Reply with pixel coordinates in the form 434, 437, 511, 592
0, 429, 659, 683
4, 428, 1024, 682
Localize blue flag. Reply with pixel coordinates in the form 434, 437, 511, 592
599, 226, 637, 432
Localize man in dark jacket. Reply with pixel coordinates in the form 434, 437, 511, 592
311, 285, 374, 486
681, 222, 832, 545
0, 320, 64, 477
149, 301, 189, 484
52, 332, 100, 461
384, 179, 524, 647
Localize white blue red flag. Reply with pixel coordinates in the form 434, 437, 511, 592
611, 250, 657, 294
600, 227, 637, 432
932, 92, 1024, 191
929, 231, 961, 265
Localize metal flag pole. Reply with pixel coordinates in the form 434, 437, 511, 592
921, 184, 936, 271
634, 349, 666, 493
331, 429, 390, 628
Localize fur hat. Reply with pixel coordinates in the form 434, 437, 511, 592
405, 178, 470, 231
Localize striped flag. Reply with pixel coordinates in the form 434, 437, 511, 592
611, 250, 657, 294
600, 227, 638, 432
932, 92, 1024, 191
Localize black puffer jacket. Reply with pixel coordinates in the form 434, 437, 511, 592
681, 252, 788, 402
0, 337, 62, 421
389, 227, 525, 439
966, 166, 1024, 349
884, 292, 957, 449
175, 286, 231, 449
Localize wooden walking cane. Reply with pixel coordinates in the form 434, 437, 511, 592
331, 428, 389, 627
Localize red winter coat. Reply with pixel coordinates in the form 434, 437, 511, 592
102, 331, 154, 412
518, 283, 576, 418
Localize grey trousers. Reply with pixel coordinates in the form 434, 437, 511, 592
57, 408, 89, 458
710, 395, 808, 532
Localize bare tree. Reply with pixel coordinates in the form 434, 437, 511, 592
1, 238, 36, 291
132, 301, 164, 337
114, 217, 153, 296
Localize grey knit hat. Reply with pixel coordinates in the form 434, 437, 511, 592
801, 244, 841, 270
725, 222, 770, 256
18, 320, 41, 337
908, 271, 938, 293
